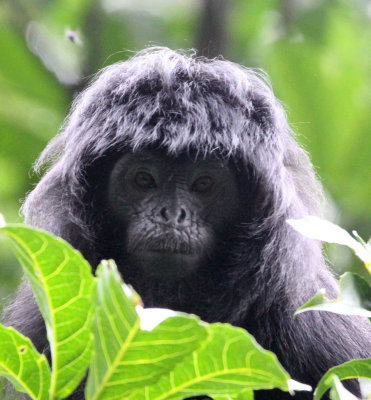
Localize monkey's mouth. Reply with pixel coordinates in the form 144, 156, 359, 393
130, 242, 201, 256
129, 247, 202, 277
141, 248, 198, 255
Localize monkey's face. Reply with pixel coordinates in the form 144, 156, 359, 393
106, 150, 241, 278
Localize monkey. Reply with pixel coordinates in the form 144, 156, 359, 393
3, 47, 370, 399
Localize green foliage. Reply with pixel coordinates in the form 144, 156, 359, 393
0, 223, 306, 400
212, 390, 254, 400
0, 325, 51, 400
295, 273, 371, 319
1, 225, 95, 398
314, 360, 371, 400
328, 376, 358, 400
128, 324, 292, 400
287, 216, 371, 266
289, 217, 371, 399
86, 261, 208, 400
263, 2, 371, 220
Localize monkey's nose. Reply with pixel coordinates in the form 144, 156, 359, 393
159, 207, 188, 225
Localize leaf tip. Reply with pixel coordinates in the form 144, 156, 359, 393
288, 379, 312, 394
123, 283, 142, 306
136, 307, 178, 331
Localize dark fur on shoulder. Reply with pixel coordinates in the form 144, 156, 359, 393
3, 48, 370, 399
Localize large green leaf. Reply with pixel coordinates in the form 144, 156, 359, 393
0, 324, 51, 400
86, 261, 208, 400
129, 324, 307, 400
314, 359, 371, 400
0, 225, 95, 399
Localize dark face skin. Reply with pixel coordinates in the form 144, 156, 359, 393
107, 150, 241, 278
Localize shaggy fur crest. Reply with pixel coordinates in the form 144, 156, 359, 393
24, 47, 321, 226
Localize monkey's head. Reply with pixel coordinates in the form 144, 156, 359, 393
22, 47, 322, 290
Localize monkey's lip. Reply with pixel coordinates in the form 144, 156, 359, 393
133, 248, 199, 256
130, 249, 201, 277
135, 249, 198, 256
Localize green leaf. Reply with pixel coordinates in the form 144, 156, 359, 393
0, 325, 51, 400
287, 217, 371, 265
238, 390, 254, 400
212, 389, 254, 400
129, 324, 303, 400
86, 260, 208, 400
0, 225, 95, 399
295, 273, 371, 318
314, 359, 371, 400
329, 376, 358, 400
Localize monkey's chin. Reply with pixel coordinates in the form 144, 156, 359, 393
130, 251, 201, 278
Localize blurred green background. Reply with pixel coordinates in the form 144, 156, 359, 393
0, 0, 370, 300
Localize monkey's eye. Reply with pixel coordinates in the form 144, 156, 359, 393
134, 171, 156, 189
191, 176, 214, 193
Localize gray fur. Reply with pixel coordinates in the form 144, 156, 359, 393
3, 47, 370, 400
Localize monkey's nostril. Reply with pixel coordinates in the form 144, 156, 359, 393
177, 208, 187, 223
160, 207, 169, 221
